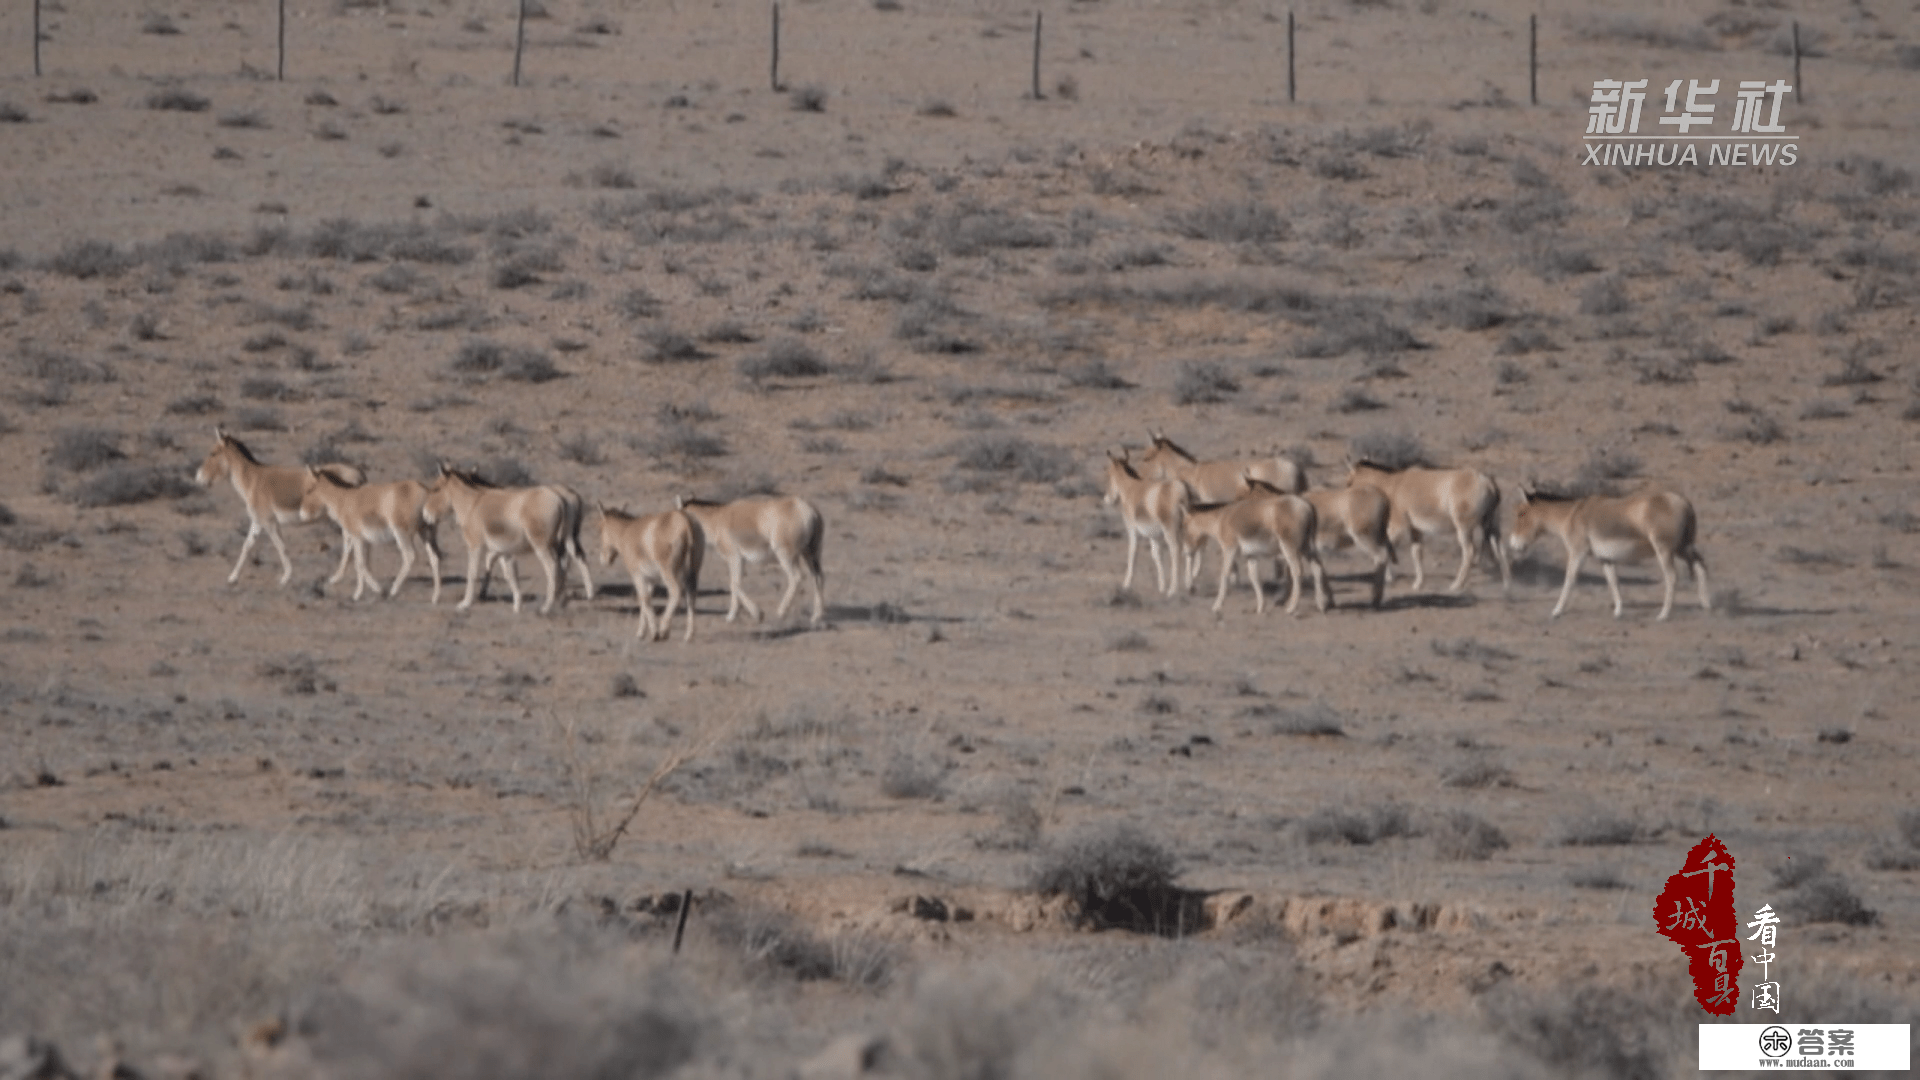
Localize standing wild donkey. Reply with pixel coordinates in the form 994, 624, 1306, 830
1103, 450, 1188, 597
423, 465, 593, 614
1345, 460, 1510, 595
299, 467, 442, 603
674, 495, 825, 626
597, 504, 703, 641
194, 428, 364, 586
1507, 489, 1710, 621
1181, 486, 1329, 615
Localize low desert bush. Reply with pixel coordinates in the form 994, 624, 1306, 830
1431, 811, 1509, 861
1297, 802, 1414, 846
1552, 812, 1638, 846
948, 435, 1075, 484
1029, 823, 1182, 931
1171, 361, 1240, 406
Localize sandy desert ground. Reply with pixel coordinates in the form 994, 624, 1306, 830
1, 0, 1917, 1075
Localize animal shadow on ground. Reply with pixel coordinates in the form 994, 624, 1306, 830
1377, 593, 1479, 614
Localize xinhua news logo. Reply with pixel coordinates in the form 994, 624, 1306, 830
1584, 78, 1799, 167
1699, 1024, 1912, 1070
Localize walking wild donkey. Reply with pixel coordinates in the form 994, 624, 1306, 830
1507, 489, 1710, 621
298, 467, 442, 603
194, 428, 364, 586
674, 495, 826, 626
1181, 480, 1329, 616
423, 465, 593, 614
1345, 460, 1510, 596
598, 504, 703, 641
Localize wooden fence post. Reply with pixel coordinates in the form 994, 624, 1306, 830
771, 3, 781, 91
512, 0, 527, 86
278, 0, 287, 81
33, 0, 42, 78
1287, 10, 1295, 104
1031, 12, 1043, 99
1529, 14, 1537, 106
672, 889, 694, 955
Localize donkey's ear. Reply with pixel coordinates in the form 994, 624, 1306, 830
673, 494, 687, 509
214, 426, 228, 441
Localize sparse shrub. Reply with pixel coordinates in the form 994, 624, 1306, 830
584, 161, 637, 190
1441, 755, 1514, 789
146, 87, 211, 112
1789, 875, 1876, 925
1798, 398, 1851, 421
1170, 200, 1289, 245
0, 102, 31, 124
50, 428, 125, 472
142, 12, 181, 34
1030, 823, 1182, 931
557, 434, 604, 467
1572, 14, 1715, 50
1347, 429, 1427, 470
643, 327, 712, 364
880, 753, 947, 799
218, 109, 268, 129
1574, 447, 1642, 494
71, 465, 196, 508
44, 239, 130, 280
1330, 387, 1388, 414
166, 393, 222, 416
1569, 866, 1633, 890
1579, 275, 1630, 316
1292, 310, 1420, 358
917, 98, 957, 118
1171, 361, 1240, 406
449, 339, 562, 383
738, 339, 828, 382
617, 288, 664, 320
949, 435, 1074, 484
296, 931, 704, 1077
1106, 631, 1150, 652
1062, 359, 1133, 390
1298, 803, 1414, 845
1432, 811, 1509, 861
1414, 285, 1510, 331
790, 85, 828, 113
1553, 812, 1638, 846
642, 424, 728, 461
1250, 701, 1345, 737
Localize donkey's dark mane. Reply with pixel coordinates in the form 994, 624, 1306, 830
221, 434, 262, 465
1149, 434, 1194, 459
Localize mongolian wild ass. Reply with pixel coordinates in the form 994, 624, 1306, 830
298, 467, 442, 603
1345, 460, 1510, 595
194, 428, 364, 586
1180, 487, 1329, 615
422, 465, 593, 614
1138, 431, 1306, 502
1507, 489, 1710, 621
1212, 476, 1396, 608
674, 495, 826, 626
1103, 450, 1188, 597
597, 504, 703, 641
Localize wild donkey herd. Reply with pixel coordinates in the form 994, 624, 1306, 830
193, 429, 825, 640
1106, 432, 1712, 622
191, 423, 1712, 641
